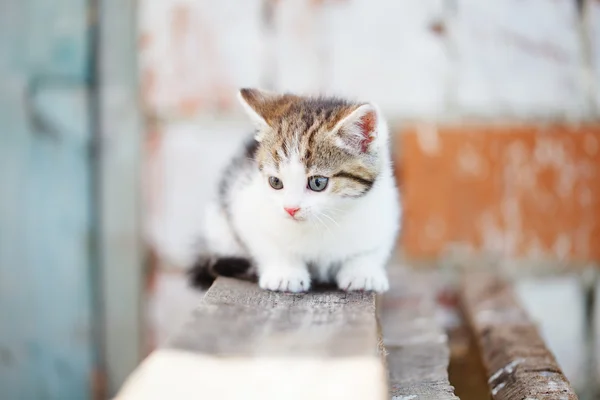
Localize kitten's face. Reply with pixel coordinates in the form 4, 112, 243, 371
239, 88, 387, 222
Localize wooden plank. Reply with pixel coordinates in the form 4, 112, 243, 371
446, 291, 491, 400
594, 273, 600, 396
381, 269, 459, 399
460, 273, 578, 400
116, 277, 387, 400
98, 0, 144, 395
514, 275, 587, 390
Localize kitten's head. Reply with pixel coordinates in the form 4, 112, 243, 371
238, 88, 390, 222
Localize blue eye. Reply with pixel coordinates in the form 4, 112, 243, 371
308, 176, 328, 192
269, 176, 283, 190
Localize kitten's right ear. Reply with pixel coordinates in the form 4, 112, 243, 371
238, 88, 279, 139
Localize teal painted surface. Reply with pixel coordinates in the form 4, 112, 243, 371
0, 0, 96, 398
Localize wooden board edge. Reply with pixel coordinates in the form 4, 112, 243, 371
459, 273, 579, 400
115, 349, 388, 400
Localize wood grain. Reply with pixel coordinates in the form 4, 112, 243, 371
172, 277, 379, 357
460, 273, 578, 400
116, 277, 387, 399
381, 269, 460, 399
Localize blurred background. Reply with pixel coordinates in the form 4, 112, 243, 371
1, 0, 599, 398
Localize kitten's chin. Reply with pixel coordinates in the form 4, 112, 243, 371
282, 212, 308, 222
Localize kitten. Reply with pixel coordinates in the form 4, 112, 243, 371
188, 88, 400, 293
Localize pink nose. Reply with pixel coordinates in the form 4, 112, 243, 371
284, 207, 300, 217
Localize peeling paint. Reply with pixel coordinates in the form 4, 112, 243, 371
491, 381, 506, 396
457, 142, 486, 177
138, 0, 263, 116
488, 358, 524, 383
455, 0, 585, 116
552, 234, 571, 260
400, 124, 600, 262
584, 134, 598, 156
415, 124, 440, 155
476, 309, 529, 325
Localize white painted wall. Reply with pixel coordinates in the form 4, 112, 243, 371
454, 0, 586, 118
144, 120, 249, 269
138, 0, 264, 117
139, 0, 597, 121
325, 0, 448, 118
589, 1, 600, 114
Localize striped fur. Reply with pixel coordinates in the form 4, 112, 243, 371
242, 89, 380, 198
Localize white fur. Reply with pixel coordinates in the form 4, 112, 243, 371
202, 110, 401, 293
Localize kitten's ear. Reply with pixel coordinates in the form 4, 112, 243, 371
238, 88, 280, 138
333, 104, 382, 154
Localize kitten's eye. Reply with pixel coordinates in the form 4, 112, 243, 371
268, 176, 283, 190
308, 176, 329, 192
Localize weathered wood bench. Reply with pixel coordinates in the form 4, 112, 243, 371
115, 267, 579, 399
460, 273, 579, 400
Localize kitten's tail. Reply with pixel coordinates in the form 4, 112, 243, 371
187, 255, 254, 290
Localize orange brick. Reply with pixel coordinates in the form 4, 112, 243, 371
397, 123, 600, 262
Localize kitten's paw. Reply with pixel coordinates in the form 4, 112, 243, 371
337, 267, 389, 293
259, 268, 311, 293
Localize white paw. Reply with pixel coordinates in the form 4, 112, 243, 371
259, 268, 311, 293
337, 267, 389, 293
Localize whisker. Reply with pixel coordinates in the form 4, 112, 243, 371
325, 207, 346, 215
313, 213, 331, 234
326, 209, 344, 217
319, 211, 340, 228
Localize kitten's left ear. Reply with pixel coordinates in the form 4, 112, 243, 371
333, 104, 383, 154
237, 88, 280, 137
